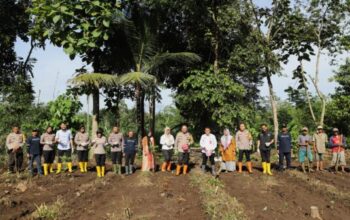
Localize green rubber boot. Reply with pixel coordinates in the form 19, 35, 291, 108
113, 164, 118, 174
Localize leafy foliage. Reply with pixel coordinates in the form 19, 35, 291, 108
176, 68, 251, 136
29, 0, 125, 58
46, 93, 83, 130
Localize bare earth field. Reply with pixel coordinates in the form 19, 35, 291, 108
1, 152, 350, 220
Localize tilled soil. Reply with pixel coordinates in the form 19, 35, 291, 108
0, 167, 206, 220
220, 167, 350, 220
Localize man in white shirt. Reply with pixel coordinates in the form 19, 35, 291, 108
200, 127, 217, 176
55, 122, 74, 173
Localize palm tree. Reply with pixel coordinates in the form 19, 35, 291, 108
119, 31, 201, 140
68, 73, 119, 137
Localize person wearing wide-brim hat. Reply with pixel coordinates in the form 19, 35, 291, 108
329, 128, 347, 173
297, 127, 313, 173
312, 125, 328, 171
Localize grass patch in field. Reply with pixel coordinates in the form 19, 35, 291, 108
190, 170, 247, 220
136, 171, 154, 186
32, 197, 64, 220
288, 170, 350, 204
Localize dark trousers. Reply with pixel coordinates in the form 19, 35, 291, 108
125, 152, 136, 166
95, 154, 106, 166
111, 151, 122, 164
238, 150, 251, 162
202, 153, 215, 166
260, 149, 271, 163
43, 150, 55, 164
77, 150, 88, 162
178, 152, 190, 165
279, 151, 291, 169
162, 149, 173, 162
57, 149, 72, 163
29, 154, 42, 175
8, 150, 23, 172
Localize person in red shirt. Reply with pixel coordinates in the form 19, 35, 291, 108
329, 128, 347, 173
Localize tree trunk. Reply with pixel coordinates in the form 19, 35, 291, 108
211, 0, 219, 73
92, 89, 99, 139
300, 61, 317, 124
86, 94, 90, 133
313, 46, 326, 126
135, 83, 144, 144
267, 74, 279, 145
149, 94, 156, 134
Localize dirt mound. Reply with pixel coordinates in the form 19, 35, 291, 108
220, 169, 350, 220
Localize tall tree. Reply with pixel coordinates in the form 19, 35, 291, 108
68, 73, 119, 137
289, 0, 350, 126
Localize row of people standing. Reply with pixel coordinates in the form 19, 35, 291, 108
6, 122, 347, 177
6, 123, 138, 177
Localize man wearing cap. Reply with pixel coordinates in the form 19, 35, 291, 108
277, 124, 292, 171
298, 127, 313, 173
6, 125, 26, 173
312, 126, 328, 171
27, 129, 43, 176
329, 128, 346, 172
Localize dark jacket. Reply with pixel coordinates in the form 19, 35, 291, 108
27, 136, 42, 155
278, 132, 292, 153
124, 137, 137, 154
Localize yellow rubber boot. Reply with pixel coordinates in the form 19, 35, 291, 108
79, 162, 84, 173
49, 164, 54, 173
176, 165, 181, 176
84, 162, 88, 172
262, 162, 267, 174
43, 164, 49, 176
101, 166, 105, 177
267, 163, 273, 176
67, 162, 73, 173
96, 166, 101, 177
161, 162, 167, 172
56, 163, 62, 174
183, 165, 188, 175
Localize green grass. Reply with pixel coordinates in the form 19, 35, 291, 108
190, 170, 247, 220
32, 198, 64, 220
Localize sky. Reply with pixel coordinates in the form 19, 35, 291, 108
14, 0, 349, 113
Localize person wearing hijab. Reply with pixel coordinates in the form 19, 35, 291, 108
141, 131, 155, 172
160, 127, 175, 172
219, 128, 236, 172
74, 125, 90, 173
92, 129, 108, 177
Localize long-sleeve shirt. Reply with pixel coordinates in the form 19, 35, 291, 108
74, 132, 90, 151
27, 136, 42, 155
6, 132, 25, 150
329, 135, 346, 152
199, 134, 217, 153
124, 137, 137, 154
92, 136, 107, 154
160, 134, 175, 150
40, 133, 55, 151
175, 132, 194, 153
108, 132, 124, 152
277, 132, 292, 153
235, 130, 252, 150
